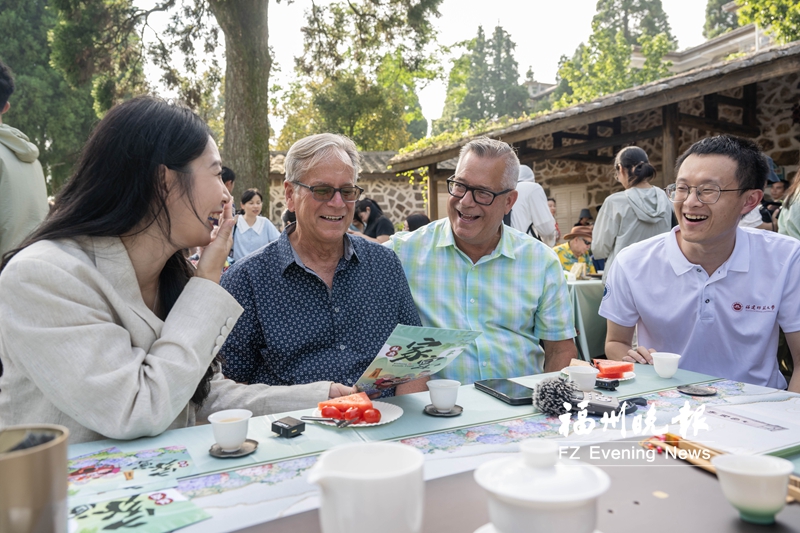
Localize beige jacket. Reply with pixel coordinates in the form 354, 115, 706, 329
0, 236, 330, 443
0, 124, 49, 257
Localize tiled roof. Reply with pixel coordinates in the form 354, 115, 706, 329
389, 41, 800, 170
269, 150, 397, 175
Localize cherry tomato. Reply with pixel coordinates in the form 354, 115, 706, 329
362, 409, 381, 424
321, 406, 343, 419
343, 407, 361, 422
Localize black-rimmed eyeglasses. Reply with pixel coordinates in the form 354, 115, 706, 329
446, 178, 513, 206
294, 182, 364, 202
665, 183, 750, 205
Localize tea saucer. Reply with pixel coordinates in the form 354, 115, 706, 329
474, 525, 601, 533
423, 404, 463, 417
209, 438, 258, 458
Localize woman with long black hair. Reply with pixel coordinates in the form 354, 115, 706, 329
592, 146, 672, 277
354, 198, 395, 243
0, 96, 352, 443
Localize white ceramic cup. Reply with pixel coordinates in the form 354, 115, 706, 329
711, 454, 794, 525
427, 379, 461, 413
566, 366, 599, 392
208, 409, 252, 452
308, 442, 425, 533
650, 352, 681, 379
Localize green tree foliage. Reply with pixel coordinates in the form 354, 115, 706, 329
275, 55, 428, 151
275, 1, 440, 151
704, 0, 740, 39
737, 0, 800, 45
430, 49, 470, 135
50, 0, 156, 115
0, 0, 97, 194
593, 0, 675, 45
432, 25, 528, 134
555, 0, 675, 108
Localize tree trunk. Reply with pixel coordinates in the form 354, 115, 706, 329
208, 0, 271, 207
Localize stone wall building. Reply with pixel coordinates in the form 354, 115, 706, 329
263, 41, 799, 233
387, 41, 800, 234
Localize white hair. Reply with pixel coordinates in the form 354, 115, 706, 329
284, 133, 360, 184
455, 137, 520, 189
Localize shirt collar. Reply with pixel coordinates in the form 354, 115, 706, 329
666, 225, 750, 275
237, 216, 266, 235
277, 223, 357, 274
434, 218, 516, 261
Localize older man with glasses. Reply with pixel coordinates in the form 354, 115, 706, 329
600, 135, 800, 392
552, 226, 597, 274
219, 133, 421, 396
385, 137, 577, 388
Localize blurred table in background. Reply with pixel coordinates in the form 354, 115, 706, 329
567, 279, 606, 360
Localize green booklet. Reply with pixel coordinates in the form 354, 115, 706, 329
354, 325, 481, 393
69, 489, 210, 533
68, 446, 194, 505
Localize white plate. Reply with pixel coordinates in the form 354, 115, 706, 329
311, 401, 403, 427
561, 369, 636, 381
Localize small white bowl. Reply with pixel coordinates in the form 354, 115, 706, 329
650, 352, 681, 379
711, 454, 794, 524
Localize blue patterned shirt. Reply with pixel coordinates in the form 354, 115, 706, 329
385, 219, 575, 384
219, 227, 421, 390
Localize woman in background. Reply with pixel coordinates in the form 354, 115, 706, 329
591, 146, 672, 277
354, 198, 395, 243
778, 173, 800, 240
231, 188, 280, 263
404, 212, 430, 232
0, 96, 352, 444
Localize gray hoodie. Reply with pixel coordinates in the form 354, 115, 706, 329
0, 123, 49, 256
592, 186, 672, 276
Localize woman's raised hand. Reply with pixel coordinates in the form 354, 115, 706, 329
196, 201, 235, 284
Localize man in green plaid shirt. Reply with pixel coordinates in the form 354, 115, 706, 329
386, 137, 577, 391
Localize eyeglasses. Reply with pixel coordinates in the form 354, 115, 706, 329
665, 183, 749, 205
446, 178, 513, 206
294, 182, 364, 202
581, 238, 592, 246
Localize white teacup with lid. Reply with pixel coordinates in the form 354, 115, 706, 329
474, 439, 610, 533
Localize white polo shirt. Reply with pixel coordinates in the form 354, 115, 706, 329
599, 226, 800, 389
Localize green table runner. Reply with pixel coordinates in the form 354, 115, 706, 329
68, 365, 719, 479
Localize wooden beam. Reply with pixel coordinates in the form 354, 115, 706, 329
662, 104, 679, 189
704, 94, 719, 121
518, 153, 614, 165
742, 83, 757, 127
559, 154, 614, 164
528, 126, 663, 163
677, 113, 760, 137
427, 164, 438, 221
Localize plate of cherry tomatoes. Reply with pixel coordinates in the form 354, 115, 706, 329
312, 401, 403, 427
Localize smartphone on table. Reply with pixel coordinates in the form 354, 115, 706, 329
474, 379, 533, 405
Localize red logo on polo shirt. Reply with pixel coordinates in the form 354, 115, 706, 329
732, 302, 776, 312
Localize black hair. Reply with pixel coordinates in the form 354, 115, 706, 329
281, 209, 296, 225
614, 146, 656, 187
1, 95, 217, 406
547, 197, 555, 204
240, 188, 263, 205
406, 212, 430, 232
0, 60, 15, 109
675, 135, 768, 192
355, 198, 384, 226
221, 166, 235, 184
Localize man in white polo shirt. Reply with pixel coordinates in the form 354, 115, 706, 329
599, 135, 800, 392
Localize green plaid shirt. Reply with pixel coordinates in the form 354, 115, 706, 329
385, 219, 575, 384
